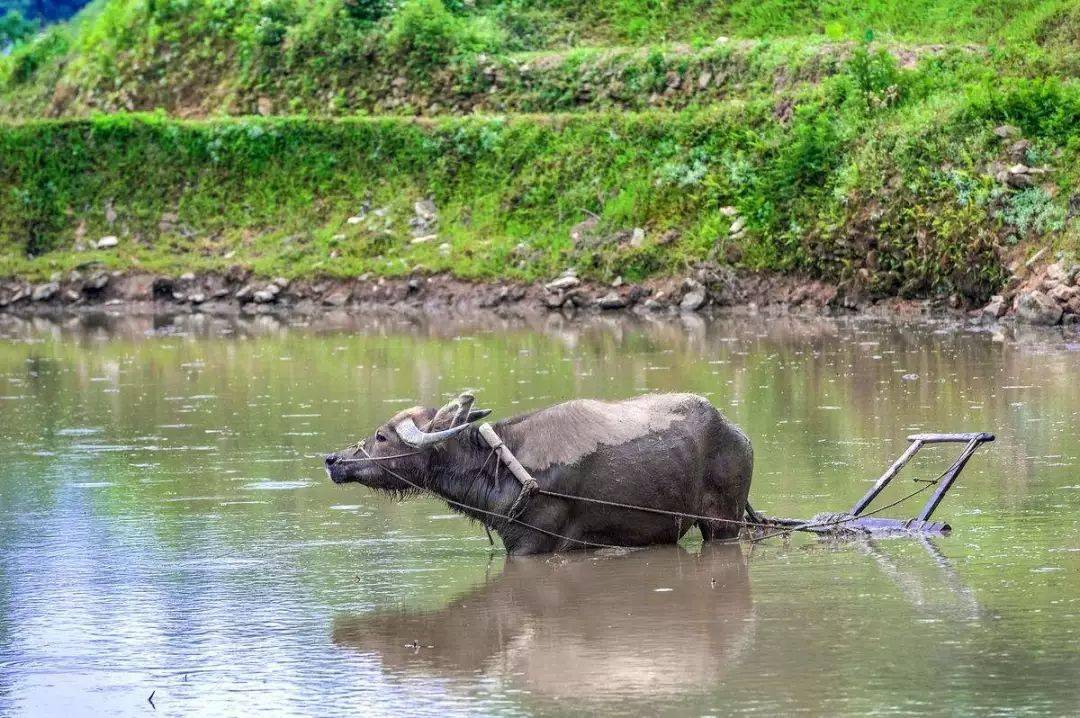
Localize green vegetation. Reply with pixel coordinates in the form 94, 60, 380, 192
1, 0, 1079, 301
0, 9, 35, 47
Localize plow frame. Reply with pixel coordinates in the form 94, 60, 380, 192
752, 432, 995, 536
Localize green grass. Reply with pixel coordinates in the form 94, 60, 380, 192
2, 0, 1079, 119
1, 1, 1079, 301
3, 68, 1078, 299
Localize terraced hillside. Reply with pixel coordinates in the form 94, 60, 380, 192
1, 0, 1079, 308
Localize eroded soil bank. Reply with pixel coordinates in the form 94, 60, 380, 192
2, 263, 1078, 329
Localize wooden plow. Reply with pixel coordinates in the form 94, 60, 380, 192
748, 433, 995, 537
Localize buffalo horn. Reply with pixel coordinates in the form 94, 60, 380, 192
395, 416, 471, 447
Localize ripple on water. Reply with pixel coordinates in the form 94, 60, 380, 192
243, 480, 315, 490
56, 428, 103, 436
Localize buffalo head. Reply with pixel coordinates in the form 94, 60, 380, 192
324, 392, 491, 492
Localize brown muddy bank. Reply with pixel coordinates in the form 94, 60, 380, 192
1, 260, 1078, 329
0, 265, 960, 320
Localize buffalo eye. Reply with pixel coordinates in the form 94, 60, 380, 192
375, 432, 387, 443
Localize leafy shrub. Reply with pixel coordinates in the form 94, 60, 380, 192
972, 78, 1080, 144
10, 179, 64, 256
772, 108, 840, 196
253, 0, 298, 47
844, 41, 904, 111
344, 0, 396, 22
3, 25, 68, 85
385, 0, 502, 69
656, 148, 710, 187
997, 188, 1066, 236
0, 9, 36, 48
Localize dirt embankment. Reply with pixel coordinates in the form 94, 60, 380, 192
0, 262, 1040, 324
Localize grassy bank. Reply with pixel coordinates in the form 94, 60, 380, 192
2, 0, 1080, 118
1, 1, 1079, 302
3, 73, 1079, 300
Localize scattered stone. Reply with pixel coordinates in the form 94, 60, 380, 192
697, 71, 712, 90
630, 227, 646, 248
569, 216, 599, 246
642, 298, 664, 311
992, 125, 1019, 139
612, 276, 624, 288
438, 243, 451, 256
32, 282, 59, 302
234, 283, 257, 302
84, 272, 110, 292
62, 289, 81, 303
104, 200, 117, 225
719, 206, 738, 217
542, 292, 567, 309
1016, 290, 1063, 325
8, 286, 29, 304
189, 292, 207, 304
414, 199, 437, 222
679, 279, 707, 312
1046, 261, 1079, 286
981, 295, 1007, 319
1049, 284, 1077, 304
657, 229, 679, 246
96, 235, 119, 249
729, 216, 746, 235
1003, 165, 1034, 189
1007, 139, 1031, 162
180, 272, 196, 282
545, 275, 580, 292
901, 373, 919, 382
409, 199, 438, 236
411, 234, 437, 244
346, 215, 364, 225
159, 212, 180, 232
598, 292, 627, 310
322, 289, 351, 307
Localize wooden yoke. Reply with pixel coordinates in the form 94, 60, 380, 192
478, 423, 539, 495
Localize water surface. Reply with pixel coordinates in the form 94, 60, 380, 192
1, 311, 1077, 716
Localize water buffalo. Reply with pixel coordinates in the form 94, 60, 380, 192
324, 392, 753, 554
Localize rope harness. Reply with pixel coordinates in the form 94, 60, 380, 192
342, 424, 949, 551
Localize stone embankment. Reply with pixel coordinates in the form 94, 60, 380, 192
980, 258, 1080, 327
1, 259, 1076, 328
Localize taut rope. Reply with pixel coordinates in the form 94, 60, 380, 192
343, 426, 944, 550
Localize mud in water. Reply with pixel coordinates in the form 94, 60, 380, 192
1, 311, 1078, 716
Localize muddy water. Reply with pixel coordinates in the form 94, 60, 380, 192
0, 311, 1077, 717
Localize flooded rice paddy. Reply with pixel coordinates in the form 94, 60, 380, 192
0, 311, 1077, 716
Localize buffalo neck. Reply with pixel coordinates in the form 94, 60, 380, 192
424, 425, 522, 525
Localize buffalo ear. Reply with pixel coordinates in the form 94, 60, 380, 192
466, 409, 491, 423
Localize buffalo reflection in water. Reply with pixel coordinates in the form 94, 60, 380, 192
332, 545, 754, 701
